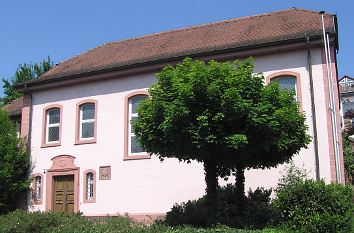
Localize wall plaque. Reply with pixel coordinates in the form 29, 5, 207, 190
99, 166, 111, 180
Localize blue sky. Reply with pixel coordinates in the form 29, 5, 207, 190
0, 0, 353, 97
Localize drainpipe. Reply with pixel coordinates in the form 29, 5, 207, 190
306, 36, 320, 181
321, 11, 342, 183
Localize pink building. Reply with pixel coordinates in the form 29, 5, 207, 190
14, 8, 344, 219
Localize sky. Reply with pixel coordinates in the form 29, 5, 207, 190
0, 0, 353, 97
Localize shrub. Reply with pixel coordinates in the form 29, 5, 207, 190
165, 184, 278, 229
273, 179, 353, 233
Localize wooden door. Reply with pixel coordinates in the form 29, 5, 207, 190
52, 175, 75, 213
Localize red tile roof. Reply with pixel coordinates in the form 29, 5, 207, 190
32, 8, 336, 83
2, 98, 23, 116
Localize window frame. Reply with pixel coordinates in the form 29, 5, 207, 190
75, 99, 98, 145
83, 169, 96, 203
266, 71, 302, 112
124, 91, 151, 161
32, 173, 44, 205
42, 104, 63, 148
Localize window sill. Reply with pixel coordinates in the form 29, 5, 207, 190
123, 154, 151, 161
41, 142, 61, 148
75, 139, 96, 145
83, 199, 96, 203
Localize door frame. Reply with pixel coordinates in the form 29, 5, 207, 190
46, 155, 80, 212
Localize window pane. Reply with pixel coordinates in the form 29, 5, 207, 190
35, 176, 41, 201
130, 116, 138, 132
82, 122, 94, 138
272, 77, 296, 92
82, 104, 95, 120
48, 126, 59, 142
48, 109, 60, 124
87, 173, 94, 200
131, 136, 144, 153
131, 96, 146, 114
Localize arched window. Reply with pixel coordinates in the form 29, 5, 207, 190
42, 105, 62, 147
271, 76, 298, 100
124, 91, 151, 160
32, 174, 43, 204
76, 100, 97, 144
267, 71, 302, 111
83, 170, 96, 203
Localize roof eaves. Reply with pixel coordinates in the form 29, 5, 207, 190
18, 31, 331, 89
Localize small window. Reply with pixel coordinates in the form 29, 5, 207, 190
129, 96, 147, 154
35, 176, 41, 202
32, 174, 43, 204
83, 170, 96, 203
87, 172, 94, 200
76, 100, 97, 144
271, 76, 297, 100
46, 108, 60, 143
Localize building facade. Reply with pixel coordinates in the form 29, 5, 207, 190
14, 8, 344, 219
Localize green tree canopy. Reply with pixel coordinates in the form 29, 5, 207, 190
0, 109, 30, 212
2, 57, 53, 105
133, 58, 310, 215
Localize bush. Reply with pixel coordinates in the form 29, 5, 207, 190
273, 179, 353, 233
165, 184, 279, 229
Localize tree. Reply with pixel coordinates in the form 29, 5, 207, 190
0, 109, 30, 212
2, 57, 53, 105
133, 58, 310, 216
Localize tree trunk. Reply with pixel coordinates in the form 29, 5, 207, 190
235, 166, 246, 209
204, 160, 218, 224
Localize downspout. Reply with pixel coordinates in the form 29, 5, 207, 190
306, 36, 320, 180
321, 11, 342, 183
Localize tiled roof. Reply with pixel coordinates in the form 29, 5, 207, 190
33, 8, 336, 82
2, 98, 23, 116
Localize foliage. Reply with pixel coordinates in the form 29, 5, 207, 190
0, 109, 30, 213
0, 210, 290, 233
342, 131, 354, 184
133, 57, 310, 216
273, 179, 353, 233
165, 184, 279, 229
2, 57, 53, 105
